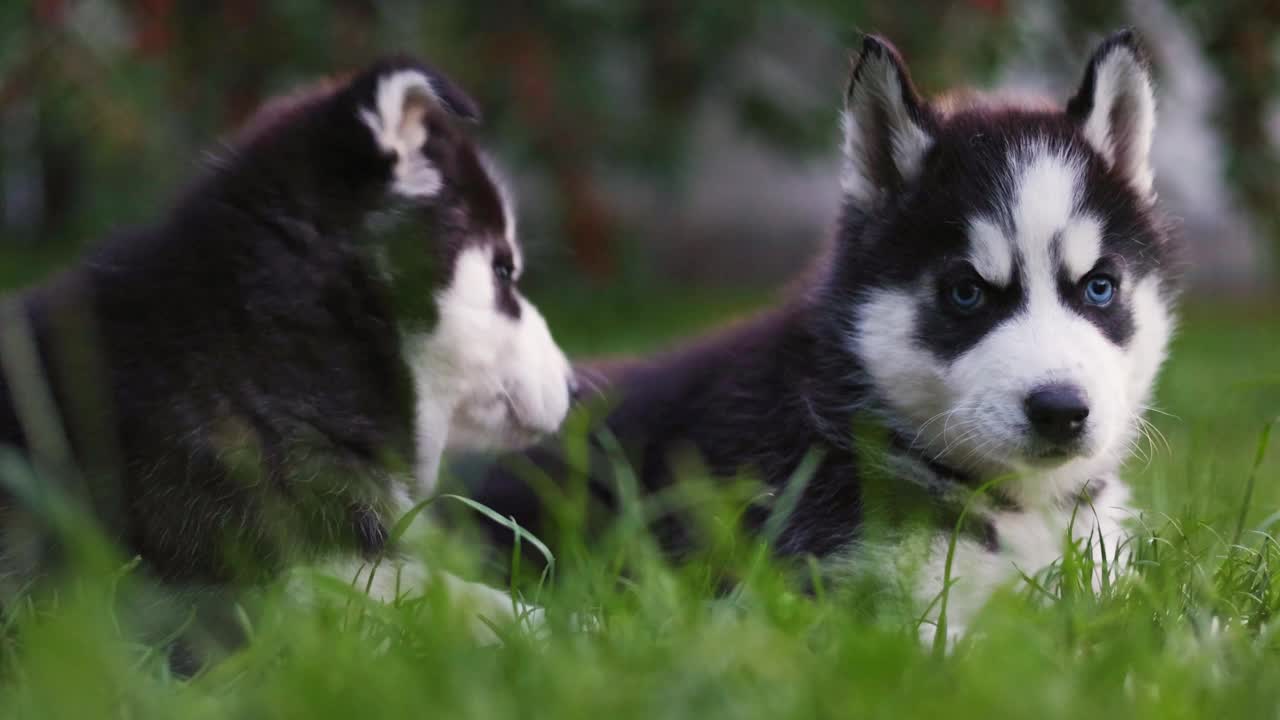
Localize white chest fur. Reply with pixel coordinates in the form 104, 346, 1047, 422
834, 476, 1134, 645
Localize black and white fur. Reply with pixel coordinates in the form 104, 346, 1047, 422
0, 57, 572, 638
473, 31, 1178, 643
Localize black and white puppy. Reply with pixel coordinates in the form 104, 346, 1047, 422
0, 57, 572, 624
473, 31, 1179, 643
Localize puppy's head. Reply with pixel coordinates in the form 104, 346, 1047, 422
300, 58, 574, 456
833, 32, 1178, 498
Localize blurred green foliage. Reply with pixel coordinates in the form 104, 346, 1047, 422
0, 0, 1276, 286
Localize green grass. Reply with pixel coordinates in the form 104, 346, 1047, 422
1, 284, 1278, 719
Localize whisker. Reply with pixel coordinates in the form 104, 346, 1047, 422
574, 366, 610, 397
934, 421, 984, 459
909, 409, 957, 450
1136, 415, 1172, 457
1139, 404, 1181, 421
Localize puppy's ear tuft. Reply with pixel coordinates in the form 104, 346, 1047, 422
841, 35, 936, 209
419, 65, 482, 124
357, 64, 480, 199
1067, 30, 1157, 199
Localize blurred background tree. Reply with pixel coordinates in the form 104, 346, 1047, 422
0, 0, 1275, 294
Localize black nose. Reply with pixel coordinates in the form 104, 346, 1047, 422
1024, 383, 1090, 445
567, 374, 582, 403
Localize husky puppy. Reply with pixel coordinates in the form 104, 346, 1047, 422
0, 57, 573, 624
473, 31, 1179, 642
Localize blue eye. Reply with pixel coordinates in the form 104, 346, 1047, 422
948, 281, 985, 312
1083, 275, 1116, 306
493, 257, 515, 284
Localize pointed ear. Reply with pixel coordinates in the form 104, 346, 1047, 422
841, 35, 936, 208
358, 63, 481, 199
1067, 30, 1157, 199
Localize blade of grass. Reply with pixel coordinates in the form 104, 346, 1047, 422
1231, 419, 1274, 548
934, 471, 1013, 658
438, 494, 556, 572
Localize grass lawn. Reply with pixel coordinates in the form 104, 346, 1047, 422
0, 279, 1277, 719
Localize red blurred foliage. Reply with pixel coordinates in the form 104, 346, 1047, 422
133, 0, 173, 55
